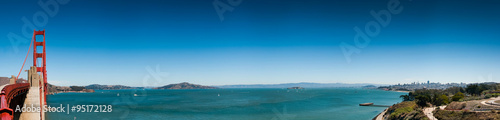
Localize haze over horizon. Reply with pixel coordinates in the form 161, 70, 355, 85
1, 0, 499, 86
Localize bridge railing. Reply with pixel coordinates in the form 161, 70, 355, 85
2, 83, 30, 105
0, 83, 30, 120
0, 91, 13, 120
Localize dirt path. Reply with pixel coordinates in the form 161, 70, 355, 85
481, 97, 500, 106
374, 108, 388, 120
423, 107, 437, 120
423, 106, 445, 120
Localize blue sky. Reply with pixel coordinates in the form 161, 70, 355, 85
1, 0, 500, 86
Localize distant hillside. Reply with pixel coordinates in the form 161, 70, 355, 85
47, 83, 71, 93
217, 82, 386, 88
0, 77, 28, 86
85, 84, 143, 90
154, 82, 218, 89
47, 83, 94, 94
0, 77, 9, 85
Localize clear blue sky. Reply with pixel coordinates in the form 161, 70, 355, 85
1, 0, 499, 86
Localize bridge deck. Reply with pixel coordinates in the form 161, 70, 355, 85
19, 87, 44, 120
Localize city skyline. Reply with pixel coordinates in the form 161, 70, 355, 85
1, 0, 500, 86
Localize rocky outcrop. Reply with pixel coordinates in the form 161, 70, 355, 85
154, 82, 218, 89
287, 87, 304, 89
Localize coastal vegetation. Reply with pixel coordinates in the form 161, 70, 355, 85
399, 82, 500, 107
380, 82, 500, 120
385, 101, 427, 120
433, 109, 500, 120
451, 92, 465, 101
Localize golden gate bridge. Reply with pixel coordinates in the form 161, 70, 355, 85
1, 30, 48, 120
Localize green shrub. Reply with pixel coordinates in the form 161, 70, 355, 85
452, 92, 465, 101
390, 106, 414, 118
433, 110, 465, 120
440, 95, 449, 104
492, 93, 500, 97
387, 101, 419, 120
485, 94, 493, 99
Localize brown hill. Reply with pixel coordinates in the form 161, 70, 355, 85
0, 77, 8, 86
0, 77, 28, 86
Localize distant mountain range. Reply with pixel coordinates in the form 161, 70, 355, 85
216, 82, 388, 88
85, 84, 144, 90
46, 82, 387, 90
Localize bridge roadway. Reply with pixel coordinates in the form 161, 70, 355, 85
19, 86, 43, 120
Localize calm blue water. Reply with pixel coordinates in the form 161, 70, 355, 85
46, 88, 406, 120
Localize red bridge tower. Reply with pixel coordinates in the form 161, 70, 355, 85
32, 30, 47, 103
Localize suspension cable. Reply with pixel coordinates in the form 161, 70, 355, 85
16, 34, 34, 80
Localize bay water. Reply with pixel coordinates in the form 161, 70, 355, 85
46, 88, 406, 120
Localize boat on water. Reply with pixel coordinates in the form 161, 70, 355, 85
359, 103, 373, 106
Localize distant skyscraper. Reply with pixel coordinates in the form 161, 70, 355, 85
427, 80, 430, 84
